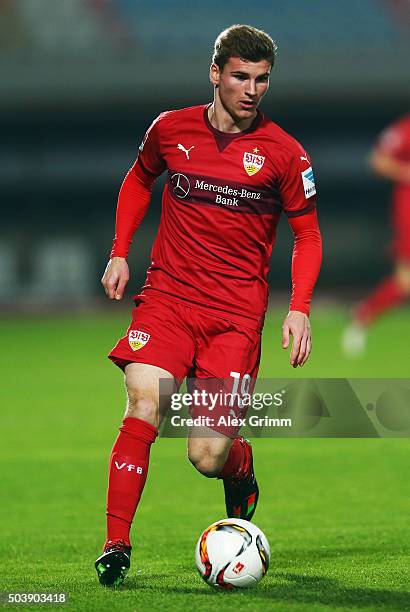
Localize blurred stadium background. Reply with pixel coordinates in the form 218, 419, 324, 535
1, 0, 409, 310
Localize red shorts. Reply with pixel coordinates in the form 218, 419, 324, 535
108, 293, 262, 437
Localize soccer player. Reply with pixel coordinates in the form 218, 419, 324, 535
342, 114, 410, 356
95, 24, 322, 586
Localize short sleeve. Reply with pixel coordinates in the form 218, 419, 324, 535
134, 113, 167, 178
279, 151, 317, 217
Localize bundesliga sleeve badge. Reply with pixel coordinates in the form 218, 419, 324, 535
243, 151, 265, 176
128, 330, 150, 351
301, 166, 316, 198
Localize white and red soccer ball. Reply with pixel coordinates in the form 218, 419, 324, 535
195, 518, 270, 589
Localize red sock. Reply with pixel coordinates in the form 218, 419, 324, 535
106, 417, 158, 547
355, 277, 406, 325
218, 437, 252, 480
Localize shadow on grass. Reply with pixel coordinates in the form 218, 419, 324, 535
124, 572, 410, 610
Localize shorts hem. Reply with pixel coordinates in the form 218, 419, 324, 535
108, 353, 183, 384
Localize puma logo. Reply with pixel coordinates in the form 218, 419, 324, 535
300, 155, 309, 162
177, 143, 195, 159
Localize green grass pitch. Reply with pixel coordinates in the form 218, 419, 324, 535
1, 306, 409, 611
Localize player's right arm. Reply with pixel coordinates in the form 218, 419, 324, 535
101, 167, 155, 300
102, 115, 167, 300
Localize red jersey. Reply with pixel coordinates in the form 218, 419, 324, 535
127, 104, 317, 329
375, 114, 410, 259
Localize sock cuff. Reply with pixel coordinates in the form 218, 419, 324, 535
120, 417, 158, 444
218, 436, 251, 480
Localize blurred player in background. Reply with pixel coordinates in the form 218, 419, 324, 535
95, 24, 322, 586
343, 114, 410, 356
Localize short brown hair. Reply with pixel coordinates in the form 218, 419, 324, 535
212, 25, 277, 70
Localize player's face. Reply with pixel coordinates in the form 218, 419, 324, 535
211, 57, 271, 122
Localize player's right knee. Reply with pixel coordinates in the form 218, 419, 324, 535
124, 390, 158, 426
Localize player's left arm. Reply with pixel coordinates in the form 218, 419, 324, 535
278, 148, 322, 367
282, 208, 322, 367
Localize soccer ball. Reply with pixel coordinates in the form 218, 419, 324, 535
195, 518, 270, 589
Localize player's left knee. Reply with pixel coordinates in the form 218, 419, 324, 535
188, 447, 223, 478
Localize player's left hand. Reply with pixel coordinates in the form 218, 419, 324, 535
282, 310, 312, 367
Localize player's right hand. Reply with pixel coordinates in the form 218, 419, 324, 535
101, 257, 129, 300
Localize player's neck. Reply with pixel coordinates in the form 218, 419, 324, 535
208, 100, 256, 133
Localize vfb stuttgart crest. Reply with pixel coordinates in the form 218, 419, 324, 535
243, 151, 265, 176
128, 330, 150, 351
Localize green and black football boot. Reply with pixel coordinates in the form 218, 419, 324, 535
95, 540, 131, 587
223, 437, 259, 521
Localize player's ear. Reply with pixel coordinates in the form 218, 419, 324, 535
210, 63, 220, 87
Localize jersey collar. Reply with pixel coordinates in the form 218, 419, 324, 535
204, 104, 262, 152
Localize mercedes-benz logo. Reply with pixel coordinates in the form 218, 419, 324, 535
170, 172, 190, 199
